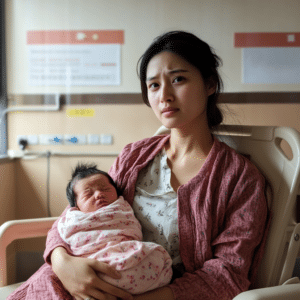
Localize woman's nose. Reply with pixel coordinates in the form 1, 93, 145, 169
159, 83, 174, 102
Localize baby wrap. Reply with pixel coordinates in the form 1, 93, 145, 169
58, 196, 172, 294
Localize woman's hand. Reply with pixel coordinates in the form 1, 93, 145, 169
51, 247, 133, 300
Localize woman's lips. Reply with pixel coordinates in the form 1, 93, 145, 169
162, 108, 179, 117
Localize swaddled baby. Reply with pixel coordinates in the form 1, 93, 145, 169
58, 163, 172, 294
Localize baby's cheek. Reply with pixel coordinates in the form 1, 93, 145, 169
80, 201, 92, 213
108, 192, 118, 202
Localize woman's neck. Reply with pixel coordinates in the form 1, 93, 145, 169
167, 122, 213, 162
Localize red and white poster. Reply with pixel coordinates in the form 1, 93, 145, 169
27, 30, 124, 86
234, 32, 300, 84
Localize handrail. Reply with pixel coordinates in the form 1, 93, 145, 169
0, 217, 57, 287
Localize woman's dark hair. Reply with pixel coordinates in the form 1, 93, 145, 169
66, 163, 121, 207
137, 30, 224, 129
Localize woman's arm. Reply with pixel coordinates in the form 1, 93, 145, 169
45, 207, 133, 300
51, 247, 133, 300
43, 205, 72, 263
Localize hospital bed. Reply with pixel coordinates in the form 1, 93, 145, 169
1, 125, 300, 299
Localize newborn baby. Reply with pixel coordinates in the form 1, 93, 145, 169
58, 163, 172, 294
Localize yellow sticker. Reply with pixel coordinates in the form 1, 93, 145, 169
66, 108, 95, 117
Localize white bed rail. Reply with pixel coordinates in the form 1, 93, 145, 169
0, 217, 58, 287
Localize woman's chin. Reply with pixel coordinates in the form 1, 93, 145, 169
160, 121, 179, 129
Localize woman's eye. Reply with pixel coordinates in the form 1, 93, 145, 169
173, 76, 185, 83
148, 82, 159, 89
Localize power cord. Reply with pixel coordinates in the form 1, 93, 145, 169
18, 139, 28, 150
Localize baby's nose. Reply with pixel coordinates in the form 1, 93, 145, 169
94, 190, 104, 198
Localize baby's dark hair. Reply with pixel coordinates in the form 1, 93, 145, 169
66, 163, 121, 207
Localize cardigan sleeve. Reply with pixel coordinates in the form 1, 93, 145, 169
108, 142, 135, 194
108, 143, 131, 183
43, 205, 73, 264
169, 159, 269, 300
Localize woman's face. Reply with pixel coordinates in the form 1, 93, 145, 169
74, 174, 118, 213
146, 51, 215, 130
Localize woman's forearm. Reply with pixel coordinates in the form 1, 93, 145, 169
50, 246, 69, 273
134, 286, 175, 300
50, 247, 134, 300
50, 247, 174, 300
44, 206, 71, 264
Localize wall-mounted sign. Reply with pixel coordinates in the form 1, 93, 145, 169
27, 30, 124, 86
235, 32, 300, 84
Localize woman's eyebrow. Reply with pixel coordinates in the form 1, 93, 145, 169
146, 69, 188, 82
169, 69, 188, 74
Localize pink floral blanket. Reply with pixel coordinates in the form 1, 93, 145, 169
57, 197, 172, 294
7, 197, 172, 299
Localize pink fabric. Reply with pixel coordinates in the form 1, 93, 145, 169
9, 134, 270, 300
106, 135, 270, 299
7, 263, 74, 300
58, 197, 172, 294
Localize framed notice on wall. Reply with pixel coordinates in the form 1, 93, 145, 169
27, 30, 124, 86
235, 32, 300, 84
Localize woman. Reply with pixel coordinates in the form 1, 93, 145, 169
9, 31, 269, 300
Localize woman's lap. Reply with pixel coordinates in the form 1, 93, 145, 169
7, 263, 74, 300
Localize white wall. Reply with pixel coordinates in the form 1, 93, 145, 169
6, 0, 300, 95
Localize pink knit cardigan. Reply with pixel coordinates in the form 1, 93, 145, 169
44, 135, 270, 300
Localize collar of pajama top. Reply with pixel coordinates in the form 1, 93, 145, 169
132, 147, 182, 265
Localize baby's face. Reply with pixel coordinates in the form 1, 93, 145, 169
74, 173, 118, 213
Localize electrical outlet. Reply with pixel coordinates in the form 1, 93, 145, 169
17, 135, 39, 146
17, 135, 28, 150
64, 134, 87, 145
17, 135, 27, 145
88, 134, 100, 145
39, 134, 63, 145
27, 135, 39, 145
100, 134, 113, 145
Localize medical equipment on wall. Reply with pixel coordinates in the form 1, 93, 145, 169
0, 94, 61, 125
0, 94, 61, 155
7, 149, 119, 217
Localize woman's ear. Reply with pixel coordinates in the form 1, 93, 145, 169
206, 77, 216, 96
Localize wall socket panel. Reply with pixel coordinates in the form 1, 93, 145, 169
39, 134, 63, 145
17, 134, 39, 146
27, 135, 39, 145
17, 135, 27, 145
88, 134, 100, 145
100, 134, 113, 145
16, 134, 113, 146
64, 134, 87, 145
